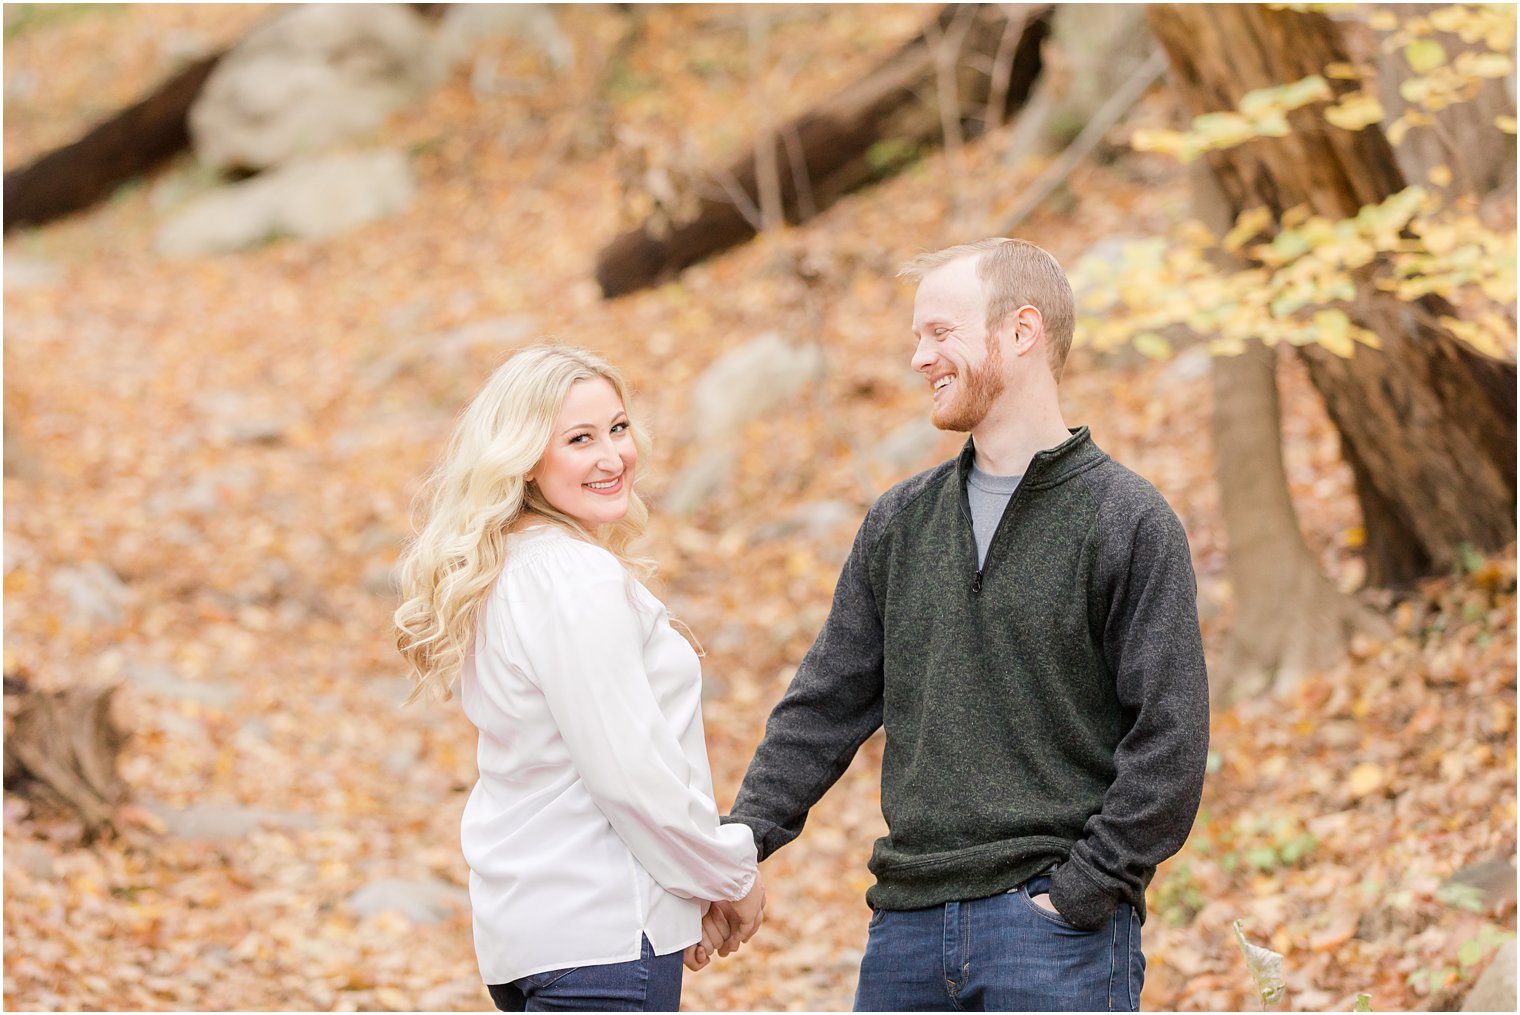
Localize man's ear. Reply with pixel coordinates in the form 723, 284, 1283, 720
1008, 304, 1044, 356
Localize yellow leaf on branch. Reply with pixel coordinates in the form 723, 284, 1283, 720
1324, 92, 1385, 131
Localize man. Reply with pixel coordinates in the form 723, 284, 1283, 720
722, 238, 1210, 1011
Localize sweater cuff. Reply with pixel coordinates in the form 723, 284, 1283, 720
720, 814, 773, 861
1049, 857, 1119, 931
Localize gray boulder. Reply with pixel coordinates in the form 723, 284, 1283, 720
49, 563, 131, 628
1462, 940, 1516, 1012
688, 334, 823, 440
189, 4, 438, 172
143, 802, 318, 839
347, 877, 469, 924
1442, 854, 1518, 916
870, 419, 943, 479
3, 256, 61, 291
661, 450, 735, 519
156, 150, 414, 257
122, 663, 241, 710
435, 4, 573, 79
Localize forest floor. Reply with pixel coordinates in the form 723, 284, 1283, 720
4, 5, 1515, 1012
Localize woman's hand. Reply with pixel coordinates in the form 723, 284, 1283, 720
712, 875, 765, 955
682, 943, 710, 972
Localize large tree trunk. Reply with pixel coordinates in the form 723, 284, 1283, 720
1210, 343, 1393, 701
3, 51, 225, 233
595, 3, 1050, 298
1148, 4, 1517, 588
1371, 4, 1517, 202
1193, 165, 1388, 702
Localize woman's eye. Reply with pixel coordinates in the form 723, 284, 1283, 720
569, 434, 590, 444
611, 421, 630, 434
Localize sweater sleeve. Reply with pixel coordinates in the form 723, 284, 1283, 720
1049, 487, 1210, 930
499, 546, 756, 902
725, 510, 886, 861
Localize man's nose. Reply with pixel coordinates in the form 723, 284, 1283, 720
910, 336, 934, 373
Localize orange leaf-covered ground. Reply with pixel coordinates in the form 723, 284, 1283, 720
4, 6, 1514, 1012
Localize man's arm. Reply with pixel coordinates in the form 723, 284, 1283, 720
725, 512, 887, 860
1048, 487, 1210, 930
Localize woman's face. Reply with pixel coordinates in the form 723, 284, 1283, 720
529, 377, 638, 529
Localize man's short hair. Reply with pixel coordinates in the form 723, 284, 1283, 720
899, 238, 1076, 380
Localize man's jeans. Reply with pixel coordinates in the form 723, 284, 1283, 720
853, 875, 1145, 1012
487, 935, 683, 1012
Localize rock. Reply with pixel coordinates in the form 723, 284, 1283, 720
661, 450, 735, 519
1462, 940, 1516, 1012
751, 499, 859, 544
1159, 344, 1214, 388
3, 537, 32, 576
2, 256, 61, 291
435, 4, 573, 77
366, 677, 416, 708
870, 419, 943, 479
48, 563, 130, 628
1442, 854, 1518, 915
12, 842, 56, 881
147, 463, 260, 516
688, 334, 823, 440
156, 150, 415, 257
346, 877, 469, 924
431, 315, 538, 356
238, 717, 274, 743
143, 801, 318, 839
122, 663, 240, 710
189, 4, 438, 172
363, 562, 400, 598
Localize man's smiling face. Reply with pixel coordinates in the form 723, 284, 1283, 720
910, 255, 1006, 433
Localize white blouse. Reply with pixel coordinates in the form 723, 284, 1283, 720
459, 525, 757, 985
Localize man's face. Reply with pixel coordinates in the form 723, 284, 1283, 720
910, 257, 1005, 432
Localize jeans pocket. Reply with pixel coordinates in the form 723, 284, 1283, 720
1019, 878, 1091, 933
867, 907, 889, 930
521, 964, 581, 990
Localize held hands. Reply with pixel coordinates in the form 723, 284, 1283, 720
682, 875, 766, 971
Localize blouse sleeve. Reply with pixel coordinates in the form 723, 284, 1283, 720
496, 543, 757, 902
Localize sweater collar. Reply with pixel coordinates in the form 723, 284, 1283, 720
956, 426, 1103, 489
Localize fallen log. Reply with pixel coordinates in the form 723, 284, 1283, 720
594, 3, 1052, 298
3, 51, 226, 233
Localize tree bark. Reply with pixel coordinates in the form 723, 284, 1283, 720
4, 675, 128, 839
3, 51, 226, 233
594, 3, 1051, 298
1371, 3, 1517, 201
1148, 3, 1517, 587
1193, 164, 1388, 702
1210, 342, 1394, 701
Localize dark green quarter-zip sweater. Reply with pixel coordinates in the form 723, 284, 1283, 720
726, 427, 1209, 931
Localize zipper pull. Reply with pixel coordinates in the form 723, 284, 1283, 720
971, 571, 983, 594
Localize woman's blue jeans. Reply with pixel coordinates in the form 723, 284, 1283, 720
853, 875, 1145, 1011
487, 934, 683, 1012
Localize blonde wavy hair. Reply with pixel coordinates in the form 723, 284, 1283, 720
394, 344, 653, 704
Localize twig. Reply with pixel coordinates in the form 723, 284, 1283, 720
1001, 49, 1167, 234
983, 5, 1031, 136
749, 8, 784, 235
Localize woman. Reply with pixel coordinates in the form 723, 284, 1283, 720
395, 345, 763, 1011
